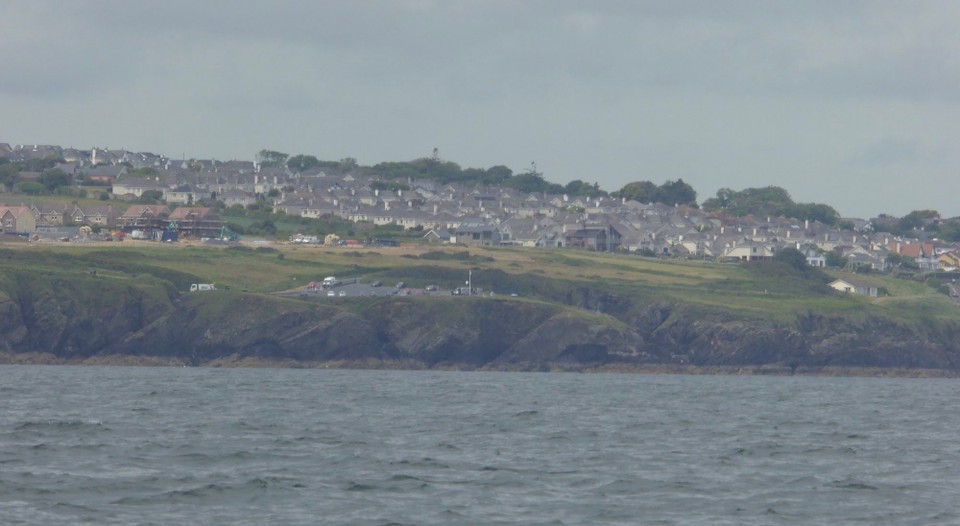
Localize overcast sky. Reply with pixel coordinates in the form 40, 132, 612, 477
2, 1, 958, 218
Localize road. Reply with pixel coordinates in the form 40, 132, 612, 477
278, 279, 451, 299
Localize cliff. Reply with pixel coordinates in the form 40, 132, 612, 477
3, 265, 959, 374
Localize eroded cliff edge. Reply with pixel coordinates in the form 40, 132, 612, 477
2, 274, 959, 374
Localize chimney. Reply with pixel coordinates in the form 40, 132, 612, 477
804, 219, 809, 229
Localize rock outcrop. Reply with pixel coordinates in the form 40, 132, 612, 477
3, 270, 960, 374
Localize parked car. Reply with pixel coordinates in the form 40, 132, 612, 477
395, 282, 405, 289
371, 281, 382, 287
425, 284, 438, 291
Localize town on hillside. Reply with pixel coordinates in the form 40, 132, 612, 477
1, 143, 959, 282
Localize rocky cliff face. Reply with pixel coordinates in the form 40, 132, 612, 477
2, 277, 959, 373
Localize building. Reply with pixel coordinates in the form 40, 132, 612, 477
829, 278, 879, 297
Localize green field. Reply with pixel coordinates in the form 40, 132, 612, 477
3, 241, 956, 329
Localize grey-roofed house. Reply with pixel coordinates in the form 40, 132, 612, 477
829, 278, 879, 297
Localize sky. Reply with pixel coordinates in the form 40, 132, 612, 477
2, 1, 958, 219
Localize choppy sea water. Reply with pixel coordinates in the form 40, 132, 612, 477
2, 365, 959, 525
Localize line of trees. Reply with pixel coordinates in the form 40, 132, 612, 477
701, 186, 841, 226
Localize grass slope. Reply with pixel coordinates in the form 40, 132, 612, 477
1, 243, 957, 330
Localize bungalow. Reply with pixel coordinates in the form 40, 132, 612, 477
829, 278, 879, 297
722, 241, 776, 262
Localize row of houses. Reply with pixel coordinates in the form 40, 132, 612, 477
0, 203, 222, 239
3, 143, 959, 271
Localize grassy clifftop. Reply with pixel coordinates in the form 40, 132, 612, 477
1, 242, 958, 373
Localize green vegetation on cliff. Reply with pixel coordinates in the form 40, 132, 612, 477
1, 243, 958, 373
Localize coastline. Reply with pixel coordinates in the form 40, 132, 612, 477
3, 352, 956, 378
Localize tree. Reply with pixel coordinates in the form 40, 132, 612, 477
256, 149, 289, 167
19, 181, 45, 195
564, 180, 607, 198
825, 251, 848, 269
774, 247, 808, 271
898, 209, 940, 232
701, 185, 837, 223
39, 168, 69, 192
939, 221, 960, 242
484, 165, 513, 186
138, 190, 164, 203
656, 179, 697, 207
614, 181, 657, 203
287, 154, 321, 171
0, 163, 20, 191
702, 187, 736, 211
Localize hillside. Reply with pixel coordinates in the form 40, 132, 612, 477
1, 242, 959, 375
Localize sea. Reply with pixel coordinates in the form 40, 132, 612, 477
1, 365, 959, 526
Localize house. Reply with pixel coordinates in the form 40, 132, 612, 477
829, 278, 879, 297
939, 251, 960, 271
112, 178, 166, 199
888, 241, 938, 270
68, 204, 116, 228
565, 227, 609, 252
722, 241, 776, 261
219, 189, 256, 208
165, 185, 198, 205
165, 207, 221, 238
82, 165, 127, 185
0, 205, 37, 233
454, 219, 502, 246
423, 228, 452, 244
797, 243, 826, 267
29, 203, 68, 227
119, 204, 170, 232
